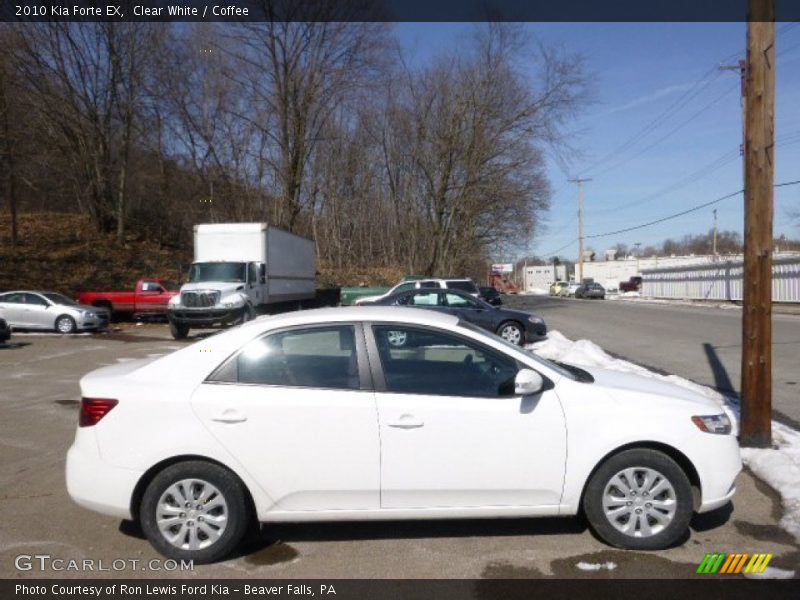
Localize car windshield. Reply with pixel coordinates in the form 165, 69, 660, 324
43, 293, 76, 306
456, 320, 577, 381
189, 262, 246, 283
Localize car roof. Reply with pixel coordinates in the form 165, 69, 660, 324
250, 305, 460, 329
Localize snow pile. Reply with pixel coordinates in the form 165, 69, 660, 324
527, 330, 800, 544
529, 332, 738, 429
576, 561, 617, 571
740, 422, 800, 543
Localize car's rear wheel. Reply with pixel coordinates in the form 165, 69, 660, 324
140, 461, 250, 563
169, 321, 189, 340
387, 330, 408, 347
583, 448, 693, 550
55, 315, 76, 334
497, 321, 523, 346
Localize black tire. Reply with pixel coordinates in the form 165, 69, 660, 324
55, 315, 76, 334
140, 461, 250, 564
169, 321, 189, 340
496, 321, 524, 346
583, 448, 693, 550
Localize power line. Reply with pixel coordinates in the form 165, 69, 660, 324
585, 189, 744, 240
536, 179, 800, 256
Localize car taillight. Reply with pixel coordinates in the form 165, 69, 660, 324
79, 398, 118, 427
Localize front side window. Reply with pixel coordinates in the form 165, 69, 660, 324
372, 325, 518, 398
446, 280, 478, 294
418, 280, 440, 289
25, 293, 50, 306
235, 325, 360, 389
444, 293, 477, 308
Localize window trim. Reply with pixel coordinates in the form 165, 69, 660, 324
205, 322, 374, 392
364, 321, 543, 398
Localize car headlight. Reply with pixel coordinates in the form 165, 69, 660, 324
168, 296, 181, 306
528, 316, 544, 324
222, 296, 246, 308
691, 414, 732, 435
81, 310, 96, 318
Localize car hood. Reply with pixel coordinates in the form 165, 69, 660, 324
496, 307, 541, 321
581, 366, 722, 412
180, 282, 244, 295
57, 303, 104, 314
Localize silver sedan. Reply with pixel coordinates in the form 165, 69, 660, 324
0, 291, 109, 334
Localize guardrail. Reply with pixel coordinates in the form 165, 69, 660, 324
641, 256, 800, 303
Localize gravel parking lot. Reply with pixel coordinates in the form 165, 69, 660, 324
1, 324, 797, 579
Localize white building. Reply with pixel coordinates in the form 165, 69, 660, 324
523, 265, 567, 293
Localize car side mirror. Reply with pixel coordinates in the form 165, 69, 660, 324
515, 369, 544, 396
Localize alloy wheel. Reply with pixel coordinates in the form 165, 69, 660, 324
156, 478, 229, 551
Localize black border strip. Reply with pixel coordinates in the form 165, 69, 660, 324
4, 579, 798, 600
2, 0, 799, 23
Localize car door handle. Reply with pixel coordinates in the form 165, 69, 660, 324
211, 409, 247, 424
387, 415, 424, 429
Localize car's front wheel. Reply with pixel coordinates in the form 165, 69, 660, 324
55, 315, 77, 334
583, 448, 693, 550
497, 321, 524, 346
140, 461, 250, 563
169, 321, 189, 340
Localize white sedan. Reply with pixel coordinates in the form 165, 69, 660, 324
66, 307, 740, 563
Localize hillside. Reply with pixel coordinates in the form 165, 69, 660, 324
0, 213, 405, 293
0, 213, 190, 294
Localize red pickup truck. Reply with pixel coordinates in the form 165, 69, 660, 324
76, 279, 179, 317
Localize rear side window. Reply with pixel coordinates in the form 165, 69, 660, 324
446, 280, 478, 294
407, 292, 441, 306
418, 280, 440, 289
230, 325, 360, 389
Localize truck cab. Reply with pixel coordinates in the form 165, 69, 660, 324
167, 223, 315, 339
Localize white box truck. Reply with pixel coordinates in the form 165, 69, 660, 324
167, 223, 315, 339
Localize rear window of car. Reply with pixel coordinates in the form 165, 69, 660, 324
446, 280, 478, 294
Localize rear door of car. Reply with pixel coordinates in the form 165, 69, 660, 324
191, 323, 381, 512
24, 293, 53, 329
0, 293, 27, 327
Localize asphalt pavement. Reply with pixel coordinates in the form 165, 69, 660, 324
507, 295, 800, 429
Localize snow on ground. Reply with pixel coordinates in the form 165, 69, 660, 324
610, 294, 742, 310
527, 331, 800, 544
576, 561, 617, 572
743, 566, 796, 579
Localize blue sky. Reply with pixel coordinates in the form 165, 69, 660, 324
394, 23, 800, 260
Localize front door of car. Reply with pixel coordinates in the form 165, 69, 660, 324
191, 324, 380, 512
442, 292, 496, 330
368, 325, 567, 509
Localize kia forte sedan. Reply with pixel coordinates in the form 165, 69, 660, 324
66, 307, 740, 563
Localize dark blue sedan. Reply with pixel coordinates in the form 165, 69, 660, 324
363, 288, 546, 345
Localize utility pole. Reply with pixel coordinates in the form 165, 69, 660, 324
720, 59, 748, 188
740, 1, 775, 448
569, 178, 591, 282
713, 209, 718, 257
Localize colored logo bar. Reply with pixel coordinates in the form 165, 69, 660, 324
696, 553, 773, 574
